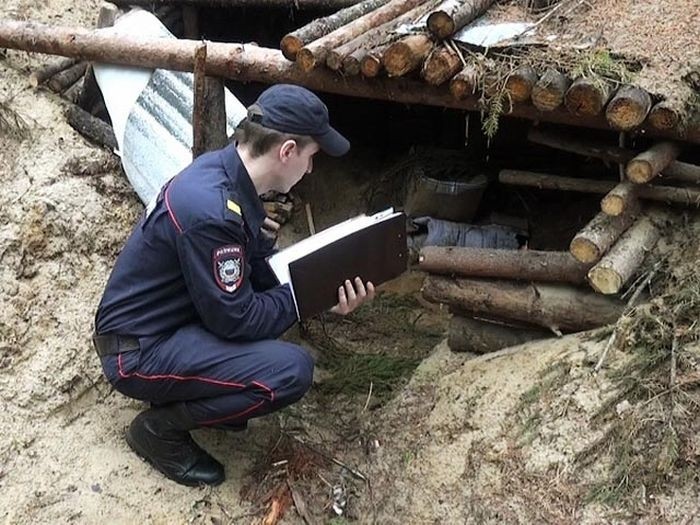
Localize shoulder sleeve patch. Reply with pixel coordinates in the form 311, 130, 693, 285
212, 244, 245, 293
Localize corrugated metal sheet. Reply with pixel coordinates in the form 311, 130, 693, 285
94, 9, 247, 206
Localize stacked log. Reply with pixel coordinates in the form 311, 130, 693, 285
625, 142, 680, 184
422, 276, 624, 333
325, 0, 433, 74
605, 85, 652, 131
569, 205, 639, 264
294, 0, 426, 72
421, 45, 463, 86
426, 0, 496, 40
280, 0, 388, 60
531, 69, 570, 112
587, 212, 665, 295
564, 77, 611, 116
417, 245, 620, 353
504, 65, 537, 103
447, 313, 549, 354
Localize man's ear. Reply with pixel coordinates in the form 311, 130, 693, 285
279, 139, 297, 162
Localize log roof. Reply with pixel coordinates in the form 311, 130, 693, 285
279, 0, 700, 143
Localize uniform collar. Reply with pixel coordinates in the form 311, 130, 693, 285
221, 144, 266, 237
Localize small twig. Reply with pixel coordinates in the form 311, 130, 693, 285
305, 202, 316, 236
290, 435, 367, 482
593, 330, 617, 374
362, 381, 373, 412
594, 260, 663, 373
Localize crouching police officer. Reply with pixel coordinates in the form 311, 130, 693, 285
93, 84, 374, 487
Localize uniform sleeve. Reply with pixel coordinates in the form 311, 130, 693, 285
176, 220, 298, 341
248, 230, 281, 292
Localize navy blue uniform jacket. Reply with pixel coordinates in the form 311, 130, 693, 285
95, 144, 298, 341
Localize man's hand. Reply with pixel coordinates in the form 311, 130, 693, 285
330, 277, 375, 316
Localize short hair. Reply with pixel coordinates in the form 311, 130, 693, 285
233, 118, 315, 158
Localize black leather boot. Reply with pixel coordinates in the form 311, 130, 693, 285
125, 403, 225, 486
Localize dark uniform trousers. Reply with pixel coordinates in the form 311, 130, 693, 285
100, 324, 314, 428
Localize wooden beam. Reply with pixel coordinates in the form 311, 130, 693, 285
564, 77, 611, 116
588, 214, 663, 294
422, 275, 624, 333
418, 246, 592, 284
606, 85, 652, 131
192, 42, 208, 158
280, 0, 388, 61
1, 20, 699, 144
625, 142, 681, 184
498, 170, 700, 207
448, 314, 550, 353
426, 0, 496, 40
531, 69, 570, 112
570, 205, 639, 264
296, 0, 425, 72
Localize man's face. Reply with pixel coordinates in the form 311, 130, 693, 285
276, 140, 320, 193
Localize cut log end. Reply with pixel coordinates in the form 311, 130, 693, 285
295, 48, 317, 72
626, 159, 653, 184
605, 86, 652, 131
342, 55, 361, 75
531, 70, 570, 112
505, 66, 537, 103
426, 11, 455, 40
587, 267, 622, 295
280, 35, 303, 61
648, 102, 680, 131
421, 47, 461, 86
325, 49, 343, 71
361, 54, 382, 77
449, 65, 478, 100
570, 238, 600, 264
601, 194, 625, 216
383, 35, 432, 77
564, 77, 610, 116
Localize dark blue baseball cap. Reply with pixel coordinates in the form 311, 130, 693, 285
250, 84, 350, 157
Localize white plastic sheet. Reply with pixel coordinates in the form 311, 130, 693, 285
93, 9, 247, 205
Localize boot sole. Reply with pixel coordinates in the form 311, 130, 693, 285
125, 428, 224, 487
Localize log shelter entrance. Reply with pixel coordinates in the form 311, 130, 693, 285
6, 0, 699, 353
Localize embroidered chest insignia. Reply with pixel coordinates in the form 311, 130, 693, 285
212, 245, 245, 293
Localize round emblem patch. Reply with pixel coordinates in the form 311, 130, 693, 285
212, 245, 245, 293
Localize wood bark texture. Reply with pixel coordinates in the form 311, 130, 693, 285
418, 246, 592, 284
625, 142, 681, 184
65, 103, 117, 150
295, 0, 426, 72
422, 276, 624, 332
569, 206, 639, 264
281, 0, 387, 60
29, 57, 77, 87
447, 314, 549, 354
587, 215, 662, 294
426, 0, 496, 40
498, 170, 700, 208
